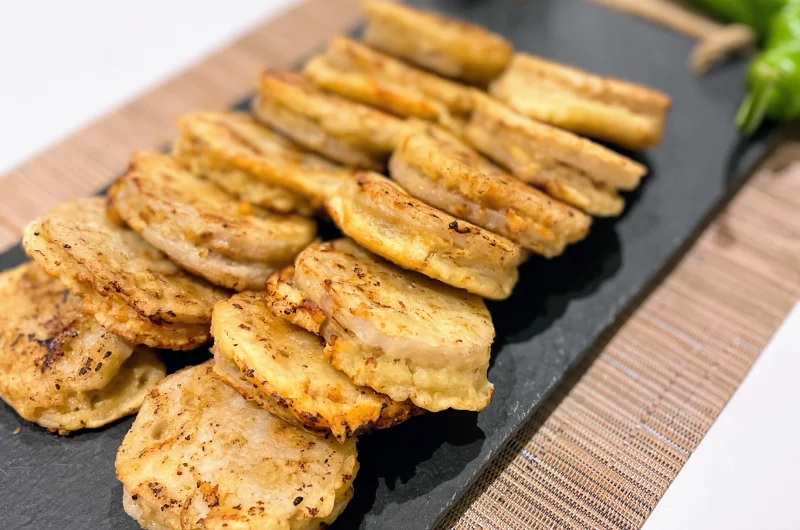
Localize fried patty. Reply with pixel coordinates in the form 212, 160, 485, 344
23, 197, 228, 350
109, 152, 316, 291
303, 37, 474, 133
0, 262, 165, 434
116, 362, 358, 530
466, 96, 648, 216
174, 112, 354, 212
284, 239, 495, 412
392, 123, 592, 256
489, 53, 672, 150
212, 292, 418, 442
326, 172, 524, 299
362, 0, 513, 85
255, 70, 406, 170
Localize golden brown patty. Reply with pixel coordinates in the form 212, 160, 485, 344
362, 0, 513, 85
212, 291, 418, 442
23, 197, 228, 350
288, 239, 495, 412
489, 53, 672, 150
391, 123, 591, 256
326, 172, 524, 299
116, 362, 358, 530
174, 112, 354, 212
109, 152, 316, 291
303, 37, 474, 133
255, 70, 406, 169
0, 262, 165, 434
466, 96, 648, 216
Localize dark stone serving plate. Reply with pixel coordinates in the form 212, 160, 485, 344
0, 1, 776, 529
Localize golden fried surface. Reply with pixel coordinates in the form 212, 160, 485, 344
265, 267, 327, 334
212, 292, 417, 442
291, 239, 495, 412
23, 198, 228, 350
303, 37, 474, 133
110, 152, 316, 291
362, 0, 513, 85
392, 123, 591, 256
466, 97, 647, 216
489, 53, 672, 150
256, 70, 406, 169
0, 262, 165, 434
174, 112, 353, 212
327, 172, 524, 299
116, 362, 358, 530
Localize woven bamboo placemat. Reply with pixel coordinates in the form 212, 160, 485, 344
2, 1, 798, 528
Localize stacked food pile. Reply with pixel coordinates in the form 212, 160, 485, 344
0, 1, 671, 528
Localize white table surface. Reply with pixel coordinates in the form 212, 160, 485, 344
644, 303, 800, 530
0, 0, 300, 176
2, 4, 797, 528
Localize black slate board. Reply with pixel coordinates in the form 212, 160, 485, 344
0, 1, 776, 529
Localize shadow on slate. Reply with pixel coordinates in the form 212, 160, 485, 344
0, 1, 778, 529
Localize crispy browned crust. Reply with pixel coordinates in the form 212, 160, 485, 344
326, 37, 475, 113
109, 152, 316, 291
174, 112, 354, 212
255, 69, 406, 169
303, 37, 475, 135
292, 239, 495, 412
490, 53, 672, 150
326, 171, 524, 299
23, 198, 228, 350
362, 0, 513, 85
0, 262, 165, 434
212, 292, 419, 442
265, 267, 326, 334
116, 362, 359, 530
392, 123, 592, 254
466, 96, 641, 216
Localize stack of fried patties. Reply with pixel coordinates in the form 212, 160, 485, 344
1, 2, 671, 529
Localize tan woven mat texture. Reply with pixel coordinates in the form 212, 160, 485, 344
2, 1, 798, 529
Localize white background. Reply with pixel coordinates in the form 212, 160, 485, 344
2, 3, 798, 528
0, 0, 300, 175
644, 303, 800, 530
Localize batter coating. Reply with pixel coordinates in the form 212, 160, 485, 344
174, 112, 353, 212
489, 53, 672, 150
116, 362, 358, 530
24, 198, 228, 350
256, 70, 406, 169
303, 37, 474, 133
282, 240, 495, 412
392, 123, 591, 255
466, 96, 648, 216
362, 0, 513, 85
326, 172, 525, 299
212, 292, 418, 442
109, 152, 316, 291
0, 262, 165, 434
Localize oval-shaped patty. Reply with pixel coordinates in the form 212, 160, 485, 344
290, 239, 495, 412
0, 262, 165, 433
23, 197, 229, 350
326, 172, 524, 299
116, 362, 358, 530
174, 112, 354, 212
255, 70, 406, 170
110, 152, 316, 291
212, 291, 418, 442
391, 123, 592, 256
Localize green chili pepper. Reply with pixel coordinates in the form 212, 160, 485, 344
688, 0, 786, 40
737, 1, 800, 134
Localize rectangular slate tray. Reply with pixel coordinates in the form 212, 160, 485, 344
0, 1, 776, 529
